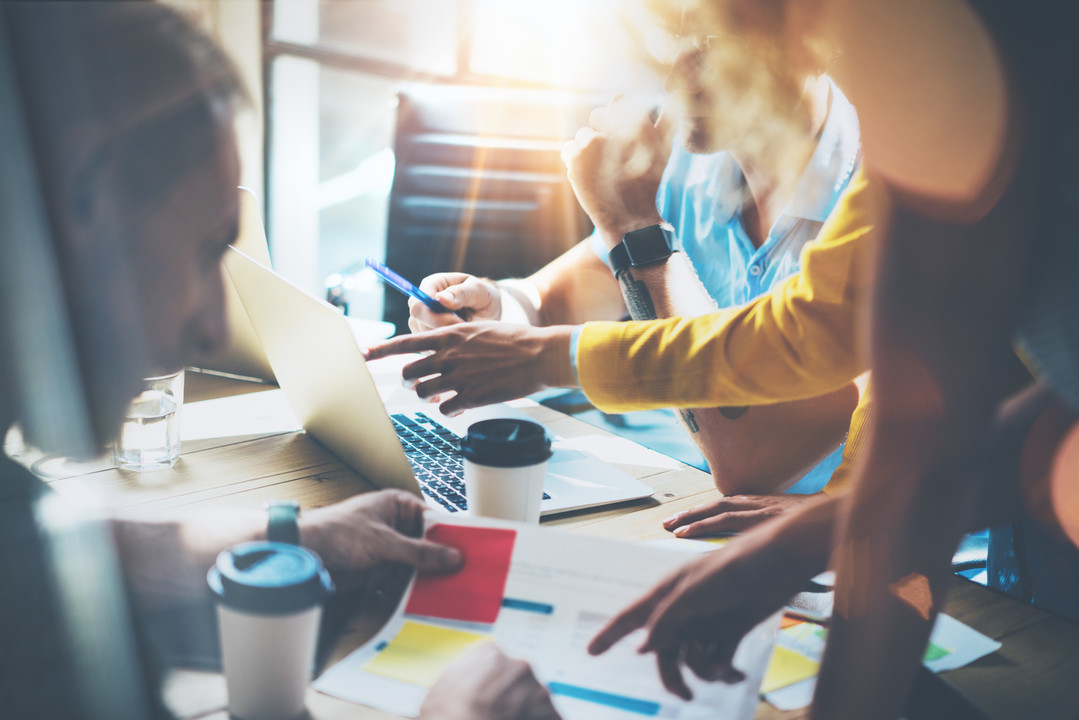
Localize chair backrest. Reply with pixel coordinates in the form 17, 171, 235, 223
384, 83, 598, 333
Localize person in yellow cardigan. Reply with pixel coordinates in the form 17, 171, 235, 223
373, 2, 1079, 719
393, 0, 862, 513
366, 167, 881, 528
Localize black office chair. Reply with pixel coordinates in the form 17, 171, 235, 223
383, 83, 598, 333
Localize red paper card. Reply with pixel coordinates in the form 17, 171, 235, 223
405, 524, 516, 624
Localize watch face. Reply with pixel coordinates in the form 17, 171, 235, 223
624, 225, 672, 266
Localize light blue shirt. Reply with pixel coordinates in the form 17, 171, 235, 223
585, 79, 861, 493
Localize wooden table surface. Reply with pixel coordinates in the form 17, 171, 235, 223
36, 370, 1079, 720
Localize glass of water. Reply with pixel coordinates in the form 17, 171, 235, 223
113, 370, 184, 471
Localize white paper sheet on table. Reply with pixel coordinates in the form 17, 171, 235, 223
315, 514, 780, 719
181, 388, 301, 440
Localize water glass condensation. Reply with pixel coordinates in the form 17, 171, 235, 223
113, 371, 183, 470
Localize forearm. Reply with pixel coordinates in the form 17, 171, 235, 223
754, 490, 843, 579
816, 423, 976, 719
615, 251, 716, 321
523, 240, 624, 326
695, 387, 858, 495
112, 509, 264, 611
814, 405, 1000, 718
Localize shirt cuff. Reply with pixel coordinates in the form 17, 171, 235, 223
589, 228, 612, 269
497, 279, 541, 325
569, 325, 583, 386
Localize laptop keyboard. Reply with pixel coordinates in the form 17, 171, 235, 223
390, 411, 549, 513
391, 412, 468, 512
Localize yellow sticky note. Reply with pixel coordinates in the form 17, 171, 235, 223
363, 621, 488, 688
760, 645, 820, 694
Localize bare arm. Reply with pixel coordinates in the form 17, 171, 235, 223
408, 241, 624, 331
526, 239, 625, 325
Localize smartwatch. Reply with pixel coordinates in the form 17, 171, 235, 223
265, 500, 301, 545
608, 225, 673, 277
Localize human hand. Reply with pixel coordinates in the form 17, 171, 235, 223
419, 643, 561, 720
561, 96, 673, 247
588, 525, 815, 700
363, 322, 577, 415
662, 493, 824, 537
299, 490, 462, 587
409, 272, 501, 333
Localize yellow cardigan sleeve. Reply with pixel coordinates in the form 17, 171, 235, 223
821, 377, 872, 494
576, 169, 884, 413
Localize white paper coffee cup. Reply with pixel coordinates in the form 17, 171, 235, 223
461, 419, 552, 524
207, 542, 334, 720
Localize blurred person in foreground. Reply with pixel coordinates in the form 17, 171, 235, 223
575, 1, 1079, 719
368, 0, 864, 530
0, 4, 557, 719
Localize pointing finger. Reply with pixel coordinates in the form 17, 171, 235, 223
365, 332, 443, 361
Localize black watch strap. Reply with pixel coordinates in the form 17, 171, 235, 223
266, 500, 301, 545
609, 225, 672, 277
608, 241, 633, 277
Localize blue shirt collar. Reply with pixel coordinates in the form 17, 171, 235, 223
706, 77, 861, 226
708, 153, 748, 226
783, 78, 861, 223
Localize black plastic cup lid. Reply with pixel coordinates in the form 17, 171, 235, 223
207, 542, 334, 616
460, 419, 552, 468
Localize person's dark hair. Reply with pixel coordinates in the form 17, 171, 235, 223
13, 1, 248, 214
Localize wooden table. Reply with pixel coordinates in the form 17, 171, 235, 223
33, 371, 1079, 720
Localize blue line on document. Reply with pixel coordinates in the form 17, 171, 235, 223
548, 682, 661, 716
501, 597, 555, 614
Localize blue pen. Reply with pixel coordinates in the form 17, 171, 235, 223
365, 258, 464, 319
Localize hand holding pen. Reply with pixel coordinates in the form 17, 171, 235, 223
367, 258, 507, 334
364, 257, 470, 325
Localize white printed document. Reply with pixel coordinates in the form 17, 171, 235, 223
315, 515, 779, 719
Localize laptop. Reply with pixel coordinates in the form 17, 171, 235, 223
190, 188, 395, 382
188, 187, 276, 382
222, 245, 655, 516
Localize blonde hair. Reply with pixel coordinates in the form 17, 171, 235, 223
640, 0, 833, 194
